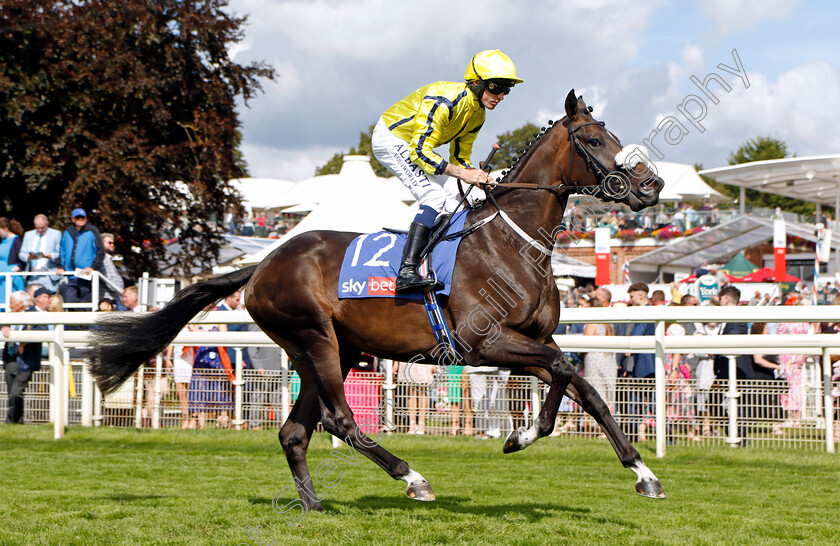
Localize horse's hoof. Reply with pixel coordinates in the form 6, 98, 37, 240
503, 427, 527, 454
635, 478, 666, 499
406, 480, 436, 502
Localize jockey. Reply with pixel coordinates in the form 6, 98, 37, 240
372, 49, 523, 294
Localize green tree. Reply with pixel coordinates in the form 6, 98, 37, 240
727, 136, 789, 165
0, 0, 274, 278
702, 136, 819, 216
494, 122, 541, 171
314, 125, 390, 178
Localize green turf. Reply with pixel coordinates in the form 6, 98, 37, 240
2, 425, 839, 545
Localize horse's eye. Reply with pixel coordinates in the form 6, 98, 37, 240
588, 138, 601, 147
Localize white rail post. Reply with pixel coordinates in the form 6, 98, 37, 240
234, 348, 244, 430
63, 348, 71, 427
280, 350, 290, 424
52, 325, 66, 439
81, 360, 93, 426
383, 359, 395, 432
48, 342, 57, 426
93, 382, 103, 427
726, 356, 740, 446
654, 320, 666, 458
134, 367, 145, 428
822, 348, 835, 454
152, 354, 163, 429
91, 271, 100, 312
530, 376, 541, 428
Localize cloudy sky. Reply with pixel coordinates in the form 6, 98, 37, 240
225, 0, 840, 181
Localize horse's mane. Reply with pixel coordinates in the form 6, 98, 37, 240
497, 115, 568, 184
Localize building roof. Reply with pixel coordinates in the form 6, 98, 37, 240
630, 215, 840, 274
699, 155, 840, 206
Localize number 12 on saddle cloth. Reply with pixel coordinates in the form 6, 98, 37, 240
337, 211, 468, 300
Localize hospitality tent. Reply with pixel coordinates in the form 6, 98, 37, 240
654, 161, 729, 203
238, 159, 418, 265
270, 155, 414, 209
720, 252, 759, 278
228, 177, 295, 211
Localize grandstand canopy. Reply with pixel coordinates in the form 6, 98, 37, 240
699, 155, 840, 207
630, 215, 840, 275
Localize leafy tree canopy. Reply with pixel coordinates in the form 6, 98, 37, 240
0, 0, 274, 278
702, 136, 821, 217
494, 122, 541, 172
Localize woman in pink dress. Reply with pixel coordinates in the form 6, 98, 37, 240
777, 318, 814, 427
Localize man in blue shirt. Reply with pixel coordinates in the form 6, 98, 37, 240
55, 209, 104, 307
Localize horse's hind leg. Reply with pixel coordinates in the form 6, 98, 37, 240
277, 362, 326, 512
314, 341, 435, 502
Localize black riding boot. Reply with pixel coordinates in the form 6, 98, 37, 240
395, 223, 440, 294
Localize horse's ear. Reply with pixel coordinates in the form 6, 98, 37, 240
565, 89, 578, 118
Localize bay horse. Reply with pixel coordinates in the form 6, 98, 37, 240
86, 90, 666, 512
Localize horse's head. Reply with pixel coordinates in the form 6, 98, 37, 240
562, 89, 663, 211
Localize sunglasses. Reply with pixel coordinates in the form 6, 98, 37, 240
485, 81, 512, 96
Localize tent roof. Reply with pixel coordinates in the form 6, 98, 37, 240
239, 191, 416, 265
720, 252, 759, 277
272, 156, 414, 209
551, 253, 596, 278
699, 155, 840, 206
229, 177, 295, 211
654, 161, 729, 203
630, 215, 840, 273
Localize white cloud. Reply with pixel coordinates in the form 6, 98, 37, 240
241, 143, 342, 180
710, 60, 840, 157
223, 0, 837, 182
697, 0, 800, 35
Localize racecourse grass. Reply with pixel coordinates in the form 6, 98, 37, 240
2, 426, 840, 545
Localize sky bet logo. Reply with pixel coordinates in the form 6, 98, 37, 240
367, 276, 395, 296
340, 277, 396, 296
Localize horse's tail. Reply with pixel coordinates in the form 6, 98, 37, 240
85, 265, 258, 395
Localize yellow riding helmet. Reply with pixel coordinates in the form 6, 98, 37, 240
464, 50, 524, 84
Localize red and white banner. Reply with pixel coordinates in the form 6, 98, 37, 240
595, 228, 611, 286
773, 219, 786, 282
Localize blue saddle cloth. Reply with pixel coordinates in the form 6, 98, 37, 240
338, 211, 468, 300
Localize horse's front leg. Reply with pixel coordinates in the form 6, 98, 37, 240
471, 328, 577, 453
506, 339, 665, 499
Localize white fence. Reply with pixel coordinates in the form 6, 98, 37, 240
2, 307, 839, 458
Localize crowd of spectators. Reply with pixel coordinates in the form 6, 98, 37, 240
553, 278, 840, 444
564, 201, 727, 237
224, 211, 295, 239
3, 209, 839, 441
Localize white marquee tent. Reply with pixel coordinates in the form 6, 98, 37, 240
239, 156, 417, 264
654, 161, 728, 203
268, 155, 414, 209
228, 177, 295, 212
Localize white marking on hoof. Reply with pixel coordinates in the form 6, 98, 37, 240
630, 461, 657, 482
401, 468, 427, 487
520, 425, 539, 447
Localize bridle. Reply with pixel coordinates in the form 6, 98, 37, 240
486, 116, 629, 199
